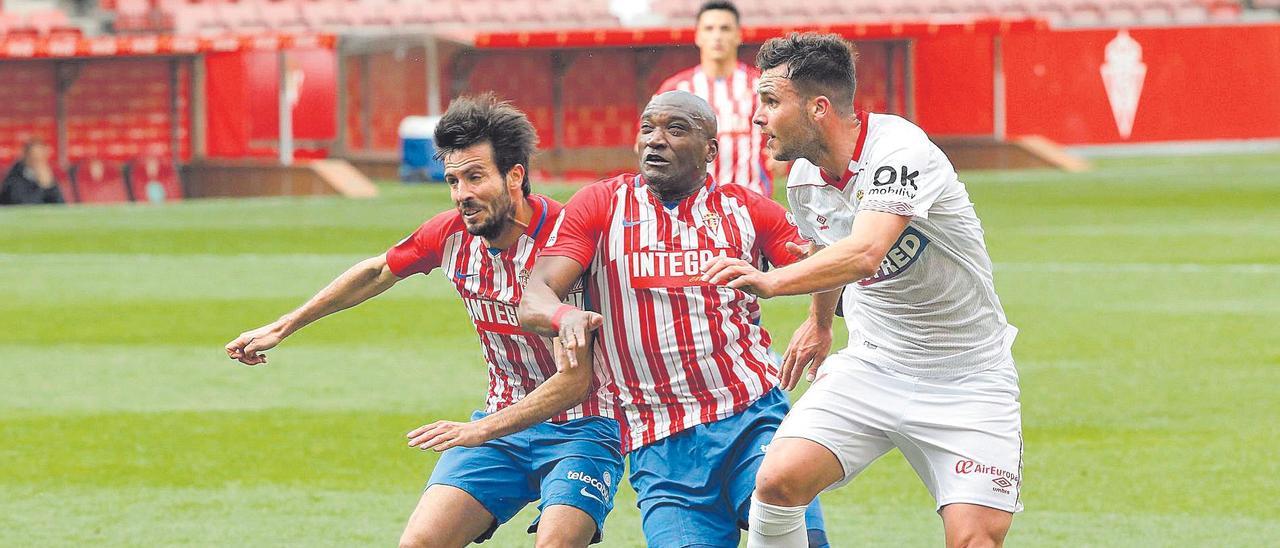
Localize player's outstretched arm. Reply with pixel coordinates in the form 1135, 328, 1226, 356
224, 254, 402, 365
517, 255, 602, 369
406, 337, 594, 451
703, 211, 911, 298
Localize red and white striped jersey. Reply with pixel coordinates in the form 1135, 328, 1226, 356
656, 62, 771, 196
541, 174, 803, 451
387, 194, 615, 422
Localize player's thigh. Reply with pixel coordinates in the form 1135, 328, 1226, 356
534, 504, 597, 548
400, 485, 495, 548
752, 436, 846, 506
940, 503, 1014, 548
628, 433, 738, 547
714, 389, 838, 512
638, 499, 740, 548
535, 455, 622, 545
894, 363, 1023, 514
770, 356, 903, 492
416, 441, 540, 544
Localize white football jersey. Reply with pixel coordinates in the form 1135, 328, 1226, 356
786, 112, 1017, 377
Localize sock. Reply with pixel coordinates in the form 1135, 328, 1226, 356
747, 496, 809, 548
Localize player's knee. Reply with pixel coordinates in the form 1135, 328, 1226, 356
754, 467, 814, 507
946, 527, 1004, 548
397, 530, 427, 548
534, 533, 589, 548
534, 525, 594, 548
398, 525, 454, 548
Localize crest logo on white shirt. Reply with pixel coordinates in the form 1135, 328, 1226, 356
1101, 30, 1146, 139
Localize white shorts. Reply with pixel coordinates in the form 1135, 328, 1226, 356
775, 353, 1024, 513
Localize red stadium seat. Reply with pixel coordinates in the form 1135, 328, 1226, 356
259, 0, 307, 30
126, 157, 184, 203
71, 160, 131, 204
22, 9, 73, 36
53, 165, 78, 204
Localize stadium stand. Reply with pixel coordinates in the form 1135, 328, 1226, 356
73, 0, 1253, 36
125, 156, 184, 202
70, 159, 131, 203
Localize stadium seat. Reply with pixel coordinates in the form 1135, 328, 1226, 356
126, 157, 184, 203
259, 0, 307, 30
71, 160, 131, 204
53, 165, 78, 204
354, 0, 399, 27
23, 8, 74, 36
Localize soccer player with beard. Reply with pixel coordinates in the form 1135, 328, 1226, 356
519, 91, 828, 548
700, 34, 1023, 547
225, 94, 622, 547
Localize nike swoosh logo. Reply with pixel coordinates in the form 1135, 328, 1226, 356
579, 487, 604, 503
621, 218, 650, 228
453, 271, 478, 280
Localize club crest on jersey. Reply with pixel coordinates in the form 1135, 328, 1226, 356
702, 212, 720, 231
517, 268, 531, 289
857, 226, 929, 286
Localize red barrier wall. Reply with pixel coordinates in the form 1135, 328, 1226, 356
914, 33, 995, 136
1001, 24, 1280, 144
205, 48, 337, 158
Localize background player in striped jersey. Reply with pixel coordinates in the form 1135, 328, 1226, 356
519, 90, 827, 547
224, 95, 622, 547
700, 34, 1022, 547
648, 1, 782, 196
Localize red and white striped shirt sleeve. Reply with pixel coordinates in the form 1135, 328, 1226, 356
737, 187, 807, 267
386, 210, 457, 277
540, 181, 614, 269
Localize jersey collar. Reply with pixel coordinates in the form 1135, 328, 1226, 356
634, 174, 715, 212
818, 110, 870, 192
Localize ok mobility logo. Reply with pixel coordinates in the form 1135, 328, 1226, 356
857, 226, 929, 286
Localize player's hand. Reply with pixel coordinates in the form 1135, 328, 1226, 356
699, 256, 776, 298
780, 316, 833, 390
551, 337, 581, 374
225, 322, 286, 366
406, 420, 493, 452
558, 310, 603, 369
784, 241, 816, 260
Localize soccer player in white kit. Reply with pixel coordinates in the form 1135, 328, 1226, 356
700, 34, 1023, 547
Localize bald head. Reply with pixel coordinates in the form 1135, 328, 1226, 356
637, 90, 719, 200
644, 90, 718, 137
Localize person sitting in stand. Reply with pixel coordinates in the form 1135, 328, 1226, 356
1, 139, 66, 206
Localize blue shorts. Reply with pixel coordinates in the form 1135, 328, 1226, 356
426, 412, 623, 544
628, 388, 829, 547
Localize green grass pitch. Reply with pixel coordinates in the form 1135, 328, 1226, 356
1, 153, 1277, 546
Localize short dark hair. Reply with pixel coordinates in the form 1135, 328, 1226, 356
22, 138, 46, 156
696, 1, 740, 25
434, 93, 539, 196
756, 33, 858, 116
